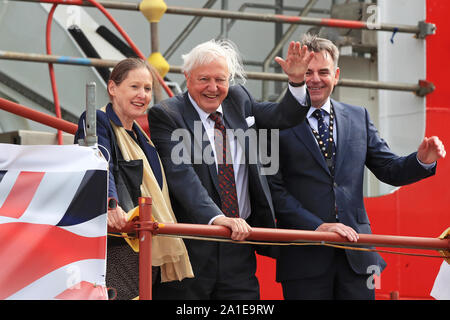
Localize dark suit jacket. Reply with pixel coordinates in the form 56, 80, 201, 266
147, 85, 308, 275
268, 99, 436, 282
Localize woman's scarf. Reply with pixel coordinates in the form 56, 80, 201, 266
102, 106, 194, 282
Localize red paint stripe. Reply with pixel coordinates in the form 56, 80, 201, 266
0, 223, 106, 299
274, 14, 302, 23
272, 15, 366, 29
34, 0, 84, 5
0, 171, 45, 219
55, 281, 108, 300
321, 18, 366, 29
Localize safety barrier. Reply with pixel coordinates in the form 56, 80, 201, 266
111, 197, 449, 300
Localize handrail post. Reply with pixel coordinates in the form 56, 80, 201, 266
79, 82, 97, 147
138, 196, 153, 300
77, 82, 97, 146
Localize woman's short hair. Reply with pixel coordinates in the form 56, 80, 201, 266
300, 33, 339, 71
181, 39, 246, 85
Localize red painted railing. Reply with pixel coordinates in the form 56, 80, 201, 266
113, 197, 449, 300
0, 97, 77, 134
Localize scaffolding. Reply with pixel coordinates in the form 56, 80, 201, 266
2, 0, 436, 102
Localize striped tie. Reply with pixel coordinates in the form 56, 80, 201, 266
209, 112, 239, 218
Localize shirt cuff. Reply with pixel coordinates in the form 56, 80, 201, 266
416, 155, 436, 170
288, 83, 307, 106
208, 214, 225, 225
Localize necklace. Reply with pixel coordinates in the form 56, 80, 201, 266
310, 106, 336, 171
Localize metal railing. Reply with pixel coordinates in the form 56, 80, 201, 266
0, 96, 78, 134
115, 196, 449, 300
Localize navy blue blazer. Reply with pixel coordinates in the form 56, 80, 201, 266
74, 103, 163, 200
268, 99, 436, 282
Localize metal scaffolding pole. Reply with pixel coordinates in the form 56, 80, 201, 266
12, 0, 435, 38
0, 51, 435, 96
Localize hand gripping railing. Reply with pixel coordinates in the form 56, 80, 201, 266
110, 196, 449, 300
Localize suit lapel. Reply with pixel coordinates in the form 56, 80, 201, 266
222, 97, 249, 162
331, 100, 350, 175
292, 122, 330, 174
181, 93, 220, 191
291, 101, 350, 176
182, 93, 203, 146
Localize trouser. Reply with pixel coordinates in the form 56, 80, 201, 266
281, 248, 375, 300
153, 241, 260, 300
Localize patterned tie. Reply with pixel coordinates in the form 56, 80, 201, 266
312, 108, 336, 175
209, 112, 239, 218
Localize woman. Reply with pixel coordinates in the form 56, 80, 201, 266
75, 58, 193, 300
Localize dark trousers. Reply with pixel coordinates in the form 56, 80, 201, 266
153, 241, 260, 300
281, 249, 375, 300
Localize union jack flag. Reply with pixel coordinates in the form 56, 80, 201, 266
0, 144, 108, 300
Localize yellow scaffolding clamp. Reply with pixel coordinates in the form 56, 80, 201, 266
139, 0, 169, 77
139, 0, 167, 22
147, 52, 170, 78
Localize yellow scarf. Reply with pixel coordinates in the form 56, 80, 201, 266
102, 106, 194, 282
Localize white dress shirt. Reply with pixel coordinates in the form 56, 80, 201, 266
289, 84, 337, 147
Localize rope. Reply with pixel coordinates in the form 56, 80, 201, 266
107, 232, 446, 260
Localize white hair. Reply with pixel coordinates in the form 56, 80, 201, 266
181, 39, 246, 85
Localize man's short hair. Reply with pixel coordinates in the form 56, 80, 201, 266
301, 33, 339, 71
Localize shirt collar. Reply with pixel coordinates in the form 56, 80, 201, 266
106, 103, 124, 127
307, 98, 331, 119
106, 102, 141, 134
188, 93, 223, 122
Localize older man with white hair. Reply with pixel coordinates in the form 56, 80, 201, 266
148, 39, 313, 299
